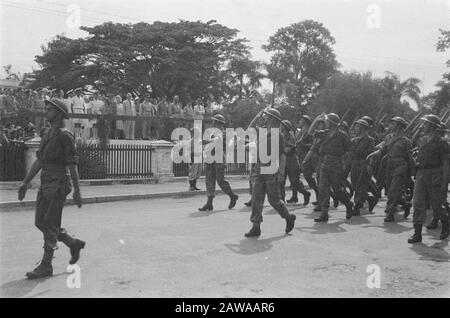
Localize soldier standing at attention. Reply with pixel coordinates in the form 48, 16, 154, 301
312, 113, 354, 222
367, 117, 413, 222
280, 120, 311, 205
18, 98, 85, 279
408, 114, 449, 243
245, 108, 297, 237
349, 119, 377, 216
198, 114, 239, 211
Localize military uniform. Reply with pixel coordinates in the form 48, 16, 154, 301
35, 127, 81, 253
296, 128, 319, 198
350, 133, 375, 212
378, 132, 413, 220
281, 127, 310, 204
412, 134, 449, 225
314, 128, 353, 218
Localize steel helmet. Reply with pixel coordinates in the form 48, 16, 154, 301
44, 98, 69, 119
354, 119, 370, 128
420, 114, 441, 127
211, 114, 226, 124
361, 116, 374, 127
263, 108, 282, 122
326, 113, 340, 126
389, 116, 408, 128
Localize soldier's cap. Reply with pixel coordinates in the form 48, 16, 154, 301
354, 119, 370, 128
300, 115, 312, 124
75, 87, 83, 92
44, 98, 69, 119
361, 116, 374, 126
326, 113, 340, 126
389, 116, 408, 128
281, 120, 295, 132
263, 108, 282, 122
420, 114, 441, 127
211, 114, 226, 124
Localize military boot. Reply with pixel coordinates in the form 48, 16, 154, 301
313, 204, 322, 212
440, 219, 449, 240
384, 211, 395, 222
352, 203, 361, 216
301, 191, 311, 206
333, 199, 339, 208
426, 217, 439, 230
314, 211, 329, 223
245, 225, 261, 238
346, 202, 354, 220
403, 202, 412, 219
244, 199, 252, 207
193, 179, 201, 191
199, 196, 214, 211
26, 249, 53, 279
189, 180, 195, 191
285, 214, 296, 234
367, 196, 378, 212
69, 239, 86, 265
408, 224, 422, 244
228, 194, 239, 209
287, 190, 298, 203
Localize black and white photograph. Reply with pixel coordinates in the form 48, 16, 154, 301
0, 0, 449, 301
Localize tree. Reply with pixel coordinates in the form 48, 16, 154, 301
263, 20, 339, 111
380, 72, 422, 107
29, 20, 252, 102
265, 60, 290, 106
310, 71, 417, 124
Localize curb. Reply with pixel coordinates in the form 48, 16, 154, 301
0, 187, 252, 211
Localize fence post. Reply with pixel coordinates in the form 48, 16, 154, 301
24, 136, 41, 188
149, 140, 175, 183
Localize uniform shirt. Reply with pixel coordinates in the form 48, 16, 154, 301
37, 127, 78, 167
416, 134, 450, 169
283, 131, 297, 156
351, 134, 375, 160
379, 133, 412, 164
317, 129, 352, 158
251, 130, 285, 177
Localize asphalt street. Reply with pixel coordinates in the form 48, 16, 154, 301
0, 193, 449, 298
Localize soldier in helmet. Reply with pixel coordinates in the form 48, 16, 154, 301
311, 113, 354, 222
245, 108, 297, 237
18, 98, 85, 279
280, 119, 311, 204
408, 114, 449, 243
367, 117, 413, 222
198, 114, 239, 211
349, 119, 377, 215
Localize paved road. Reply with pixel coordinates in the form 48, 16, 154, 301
0, 193, 449, 298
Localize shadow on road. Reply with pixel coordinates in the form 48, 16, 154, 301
0, 272, 66, 298
346, 216, 371, 225
188, 208, 230, 217
296, 220, 347, 234
224, 235, 287, 255
362, 222, 411, 234
410, 240, 450, 262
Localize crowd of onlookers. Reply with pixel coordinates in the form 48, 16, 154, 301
0, 87, 224, 141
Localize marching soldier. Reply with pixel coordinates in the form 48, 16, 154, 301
296, 115, 319, 202
349, 119, 377, 215
198, 114, 239, 211
368, 117, 413, 222
280, 120, 311, 205
245, 108, 297, 237
312, 113, 354, 222
18, 98, 85, 279
408, 114, 449, 243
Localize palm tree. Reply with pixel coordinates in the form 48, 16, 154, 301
382, 71, 422, 107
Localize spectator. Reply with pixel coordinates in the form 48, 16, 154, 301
31, 90, 46, 132
90, 92, 105, 139
71, 88, 87, 139
157, 96, 169, 117
169, 95, 182, 117
183, 102, 194, 118
123, 93, 136, 140
193, 98, 205, 120
115, 95, 124, 139
139, 95, 155, 140
0, 126, 9, 147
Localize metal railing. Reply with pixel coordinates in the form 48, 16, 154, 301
0, 141, 26, 181
77, 143, 154, 180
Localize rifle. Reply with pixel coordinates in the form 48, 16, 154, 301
405, 109, 426, 135
340, 108, 350, 125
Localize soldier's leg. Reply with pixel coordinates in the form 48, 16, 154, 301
246, 177, 266, 237
409, 171, 426, 243
286, 161, 298, 202
199, 163, 215, 211
303, 158, 319, 198
215, 163, 238, 209
266, 179, 296, 233
315, 164, 331, 221
329, 166, 353, 219
385, 173, 405, 221
429, 171, 449, 239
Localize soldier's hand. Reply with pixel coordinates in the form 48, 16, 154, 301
73, 189, 82, 208
18, 182, 28, 201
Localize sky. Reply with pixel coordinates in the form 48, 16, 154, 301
0, 0, 449, 99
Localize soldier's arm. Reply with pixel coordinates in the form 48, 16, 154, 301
18, 159, 42, 201
61, 131, 82, 207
